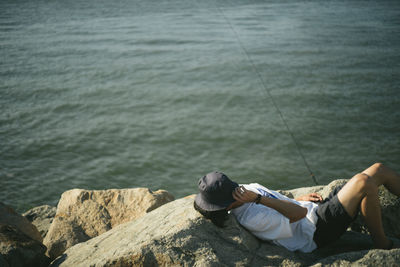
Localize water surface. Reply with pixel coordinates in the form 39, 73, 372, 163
1, 0, 399, 212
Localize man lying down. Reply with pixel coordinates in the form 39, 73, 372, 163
194, 163, 400, 252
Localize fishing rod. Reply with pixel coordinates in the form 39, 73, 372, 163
216, 5, 318, 185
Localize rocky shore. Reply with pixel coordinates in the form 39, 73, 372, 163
1, 180, 399, 266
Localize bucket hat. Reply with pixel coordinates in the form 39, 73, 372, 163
195, 171, 239, 211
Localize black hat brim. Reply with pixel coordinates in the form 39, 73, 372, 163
194, 191, 236, 211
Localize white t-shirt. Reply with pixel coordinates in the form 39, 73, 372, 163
231, 183, 319, 253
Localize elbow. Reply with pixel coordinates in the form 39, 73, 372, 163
290, 207, 307, 223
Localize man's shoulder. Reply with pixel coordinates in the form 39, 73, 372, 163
243, 183, 288, 201
243, 183, 268, 191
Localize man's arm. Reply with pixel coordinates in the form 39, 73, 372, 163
258, 197, 307, 223
232, 186, 307, 223
295, 193, 323, 202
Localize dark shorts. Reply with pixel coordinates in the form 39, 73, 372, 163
313, 184, 358, 248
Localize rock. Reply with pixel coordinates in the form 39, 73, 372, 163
48, 195, 394, 267
279, 179, 348, 199
378, 187, 400, 239
0, 255, 9, 267
310, 248, 400, 267
0, 202, 42, 243
44, 188, 174, 260
23, 205, 57, 239
49, 180, 400, 267
312, 230, 373, 258
350, 186, 400, 239
0, 224, 50, 267
50, 195, 309, 267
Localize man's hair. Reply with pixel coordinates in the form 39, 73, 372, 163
193, 201, 228, 228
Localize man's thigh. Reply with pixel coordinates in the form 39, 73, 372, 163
314, 192, 356, 248
337, 173, 369, 218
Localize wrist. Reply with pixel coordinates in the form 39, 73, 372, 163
255, 194, 262, 204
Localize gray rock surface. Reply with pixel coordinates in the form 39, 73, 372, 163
0, 224, 50, 267
310, 248, 400, 267
50, 195, 310, 267
0, 202, 42, 243
44, 187, 174, 260
23, 205, 57, 239
49, 180, 400, 267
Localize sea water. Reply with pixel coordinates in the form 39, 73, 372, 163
1, 0, 399, 212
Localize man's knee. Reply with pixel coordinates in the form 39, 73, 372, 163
352, 173, 378, 195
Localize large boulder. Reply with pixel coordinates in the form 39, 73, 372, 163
310, 248, 400, 266
50, 195, 310, 267
0, 224, 50, 267
44, 188, 174, 259
49, 180, 400, 267
0, 202, 42, 243
23, 205, 57, 239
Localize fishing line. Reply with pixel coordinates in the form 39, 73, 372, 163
216, 5, 318, 185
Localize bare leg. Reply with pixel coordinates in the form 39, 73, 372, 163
336, 162, 400, 249
362, 163, 400, 196
359, 186, 388, 248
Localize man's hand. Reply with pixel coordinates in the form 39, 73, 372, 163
232, 186, 258, 203
295, 193, 323, 203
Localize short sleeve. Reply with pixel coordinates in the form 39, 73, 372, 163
236, 203, 293, 240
